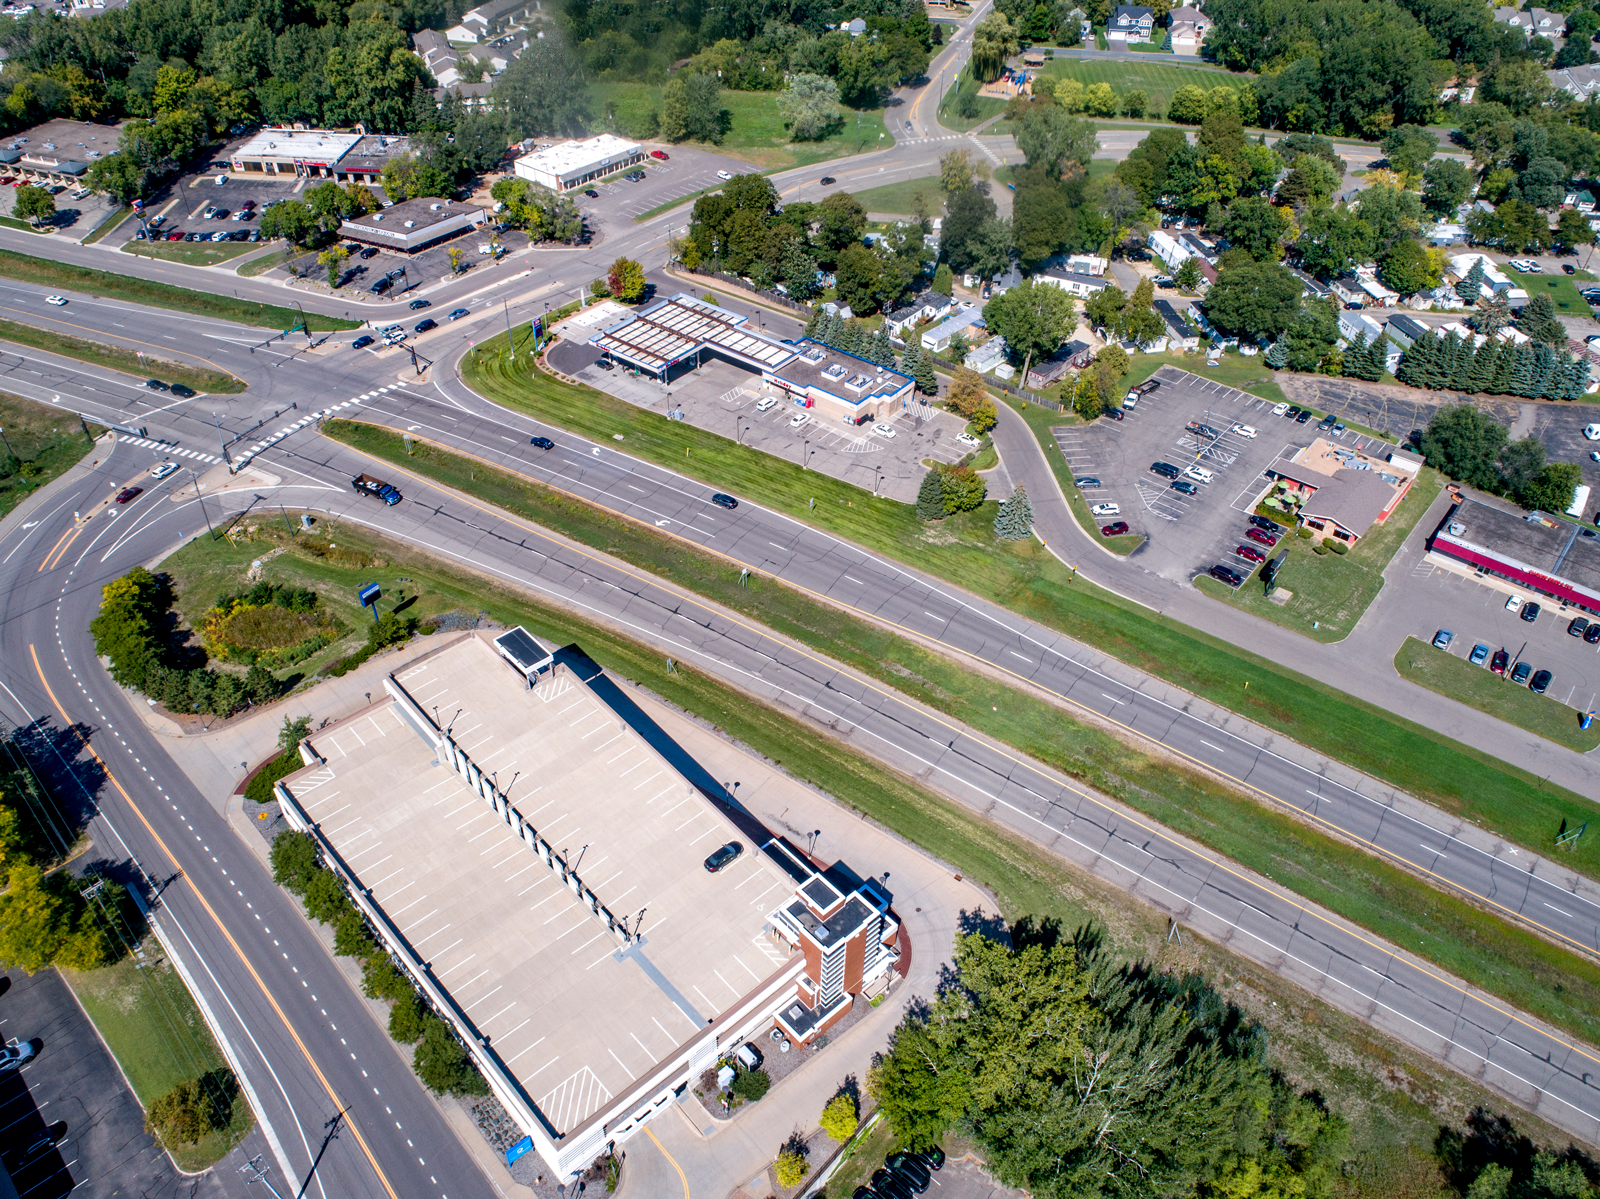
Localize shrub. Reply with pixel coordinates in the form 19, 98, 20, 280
1312, 542, 1329, 555
301, 868, 352, 924
774, 1149, 808, 1188
270, 830, 319, 893
414, 1014, 488, 1095
820, 1093, 858, 1141
1329, 539, 1349, 554
333, 909, 375, 959
246, 751, 302, 805
1296, 526, 1313, 539
732, 1067, 771, 1101
388, 993, 427, 1043
146, 1072, 234, 1146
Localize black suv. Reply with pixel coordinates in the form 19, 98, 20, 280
1210, 564, 1244, 586
1151, 461, 1180, 478
1247, 514, 1278, 531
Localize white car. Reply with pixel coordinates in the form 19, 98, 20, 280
149, 461, 179, 480
1271, 402, 1289, 417
754, 396, 777, 412
716, 170, 733, 181
873, 424, 897, 439
1506, 594, 1524, 612
788, 412, 808, 428
956, 431, 982, 448
1091, 502, 1121, 516
45, 295, 65, 306
1585, 423, 1600, 441
1234, 424, 1257, 439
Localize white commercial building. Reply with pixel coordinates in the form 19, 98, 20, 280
514, 135, 646, 192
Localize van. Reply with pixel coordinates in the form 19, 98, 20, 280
1185, 465, 1214, 485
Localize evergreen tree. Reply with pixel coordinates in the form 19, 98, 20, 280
913, 347, 938, 394
1490, 336, 1518, 393
1508, 344, 1538, 396
916, 468, 947, 520
873, 326, 897, 367
1470, 290, 1511, 338
1397, 336, 1434, 388
900, 341, 920, 377
1448, 334, 1475, 391
994, 487, 1034, 540
1517, 292, 1568, 347
1529, 341, 1559, 397
1456, 257, 1485, 306
1264, 341, 1288, 369
1466, 338, 1498, 393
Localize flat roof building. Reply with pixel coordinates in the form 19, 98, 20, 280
0, 119, 124, 180
1429, 496, 1600, 613
589, 292, 915, 425
229, 128, 411, 181
275, 630, 900, 1183
338, 197, 486, 254
515, 136, 645, 193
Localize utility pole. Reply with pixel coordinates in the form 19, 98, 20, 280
0, 425, 13, 459
191, 469, 215, 541
238, 1155, 287, 1199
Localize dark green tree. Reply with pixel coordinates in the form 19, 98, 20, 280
1420, 405, 1509, 489
1517, 291, 1568, 347
993, 487, 1033, 540
916, 468, 947, 520
1456, 258, 1486, 306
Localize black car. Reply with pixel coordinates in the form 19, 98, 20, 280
1171, 480, 1199, 495
170, 383, 196, 398
1248, 514, 1278, 531
1316, 414, 1335, 430
1295, 409, 1313, 423
820, 176, 837, 186
1530, 668, 1553, 693
704, 841, 742, 872
1104, 407, 1124, 421
1074, 475, 1102, 487
915, 1146, 945, 1172
414, 318, 437, 332
1522, 601, 1541, 622
409, 298, 432, 310
1565, 263, 1577, 274
1284, 406, 1303, 420
1151, 461, 1181, 478
584, 188, 599, 198
711, 492, 738, 509
144, 378, 168, 391
1511, 661, 1532, 684
1587, 624, 1600, 644
352, 334, 375, 349
531, 435, 554, 449
359, 246, 379, 259
871, 1170, 913, 1199
1210, 564, 1244, 586
887, 1153, 931, 1193
370, 277, 391, 293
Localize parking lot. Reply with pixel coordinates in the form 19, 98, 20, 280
1057, 369, 1307, 582
0, 176, 119, 241
581, 145, 769, 222
547, 341, 970, 502
1392, 552, 1600, 713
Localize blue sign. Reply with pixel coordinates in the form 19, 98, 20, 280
358, 582, 381, 608
506, 1137, 534, 1167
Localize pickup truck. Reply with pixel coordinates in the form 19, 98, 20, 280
352, 473, 402, 505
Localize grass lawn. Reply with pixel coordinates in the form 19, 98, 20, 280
122, 238, 262, 268
237, 247, 293, 278
0, 250, 358, 332
849, 176, 941, 215
0, 216, 47, 235
324, 418, 1600, 1049
462, 330, 1600, 882
1036, 59, 1250, 114
587, 83, 894, 172
1519, 271, 1598, 318
66, 950, 253, 1171
822, 1115, 897, 1199
937, 74, 1011, 132
81, 205, 133, 246
1193, 471, 1446, 642
0, 316, 242, 393
0, 392, 99, 520
1394, 637, 1600, 753
1124, 349, 1288, 404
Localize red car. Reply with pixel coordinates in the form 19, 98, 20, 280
1235, 544, 1265, 563
1100, 520, 1130, 536
1490, 648, 1508, 675
1244, 526, 1279, 547
115, 486, 143, 504
650, 149, 669, 160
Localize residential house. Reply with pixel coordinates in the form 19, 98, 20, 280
1497, 5, 1564, 40
840, 17, 867, 34
1025, 341, 1094, 389
1107, 5, 1155, 42
1446, 253, 1529, 302
964, 338, 1008, 373
1154, 299, 1200, 350
1168, 5, 1212, 53
444, 0, 530, 41
1288, 267, 1333, 300
1037, 268, 1111, 299
439, 81, 495, 109
1147, 229, 1217, 274
984, 265, 1026, 297
413, 29, 461, 87
1383, 314, 1435, 348
920, 306, 986, 353
1339, 311, 1385, 345
883, 291, 956, 339
1549, 61, 1600, 99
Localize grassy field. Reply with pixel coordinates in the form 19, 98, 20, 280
1517, 270, 1599, 317
1035, 59, 1252, 116
0, 250, 358, 331
937, 74, 1011, 132
237, 247, 293, 278
325, 418, 1600, 1049
462, 331, 1600, 879
588, 83, 894, 171
1395, 636, 1600, 752
849, 176, 941, 215
122, 238, 263, 268
0, 392, 97, 520
0, 316, 242, 393
163, 502, 1600, 1171
1194, 471, 1445, 641
66, 950, 254, 1171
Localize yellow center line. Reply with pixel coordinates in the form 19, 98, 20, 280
352, 422, 1600, 1070
28, 645, 401, 1199
36, 524, 76, 572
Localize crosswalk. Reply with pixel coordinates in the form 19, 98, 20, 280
230, 381, 410, 470
118, 436, 221, 464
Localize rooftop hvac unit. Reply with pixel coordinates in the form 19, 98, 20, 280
1448, 521, 1466, 536
404, 220, 415, 228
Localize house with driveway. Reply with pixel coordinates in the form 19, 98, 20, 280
1108, 5, 1156, 41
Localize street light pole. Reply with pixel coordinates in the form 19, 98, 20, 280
190, 468, 216, 540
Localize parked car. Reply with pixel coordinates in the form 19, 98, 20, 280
1432, 629, 1454, 649
1171, 480, 1199, 495
872, 424, 897, 438
1245, 527, 1279, 547
1505, 594, 1524, 612
1511, 661, 1532, 684
360, 246, 379, 259
711, 492, 738, 509
956, 432, 983, 448
1570, 616, 1591, 637
1100, 520, 1129, 536
916, 1147, 945, 1172
1103, 406, 1124, 421
1234, 424, 1257, 438
788, 412, 809, 428
1587, 624, 1600, 644
1295, 409, 1312, 423
1490, 648, 1509, 675
1150, 461, 1180, 479
1469, 643, 1489, 665
0, 1042, 36, 1072
1210, 564, 1244, 586
1235, 544, 1265, 563
703, 841, 742, 872
1247, 515, 1278, 532
1272, 402, 1290, 416
1565, 264, 1577, 275
1530, 668, 1552, 694
1074, 476, 1102, 487
1522, 601, 1541, 622
584, 189, 599, 198
887, 1152, 931, 1193
1091, 502, 1121, 516
716, 170, 733, 180
755, 396, 778, 412
650, 149, 669, 160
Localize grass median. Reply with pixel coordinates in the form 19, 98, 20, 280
1395, 636, 1600, 752
460, 334, 1600, 882
162, 511, 1598, 1165
121, 239, 262, 268
0, 392, 99, 520
66, 952, 254, 1171
0, 315, 242, 393
0, 249, 358, 331
324, 418, 1600, 1050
